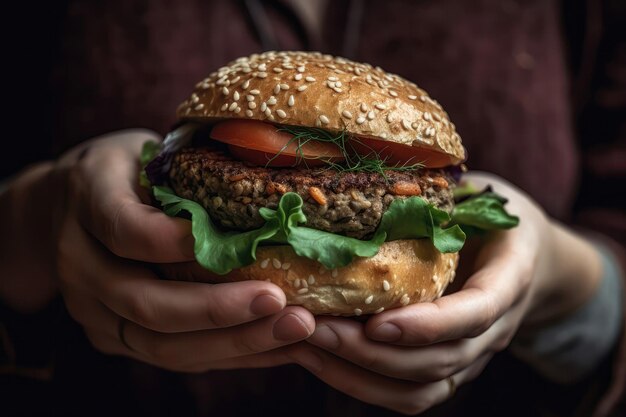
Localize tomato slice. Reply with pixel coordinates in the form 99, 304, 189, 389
350, 136, 460, 168
210, 120, 343, 167
210, 119, 460, 168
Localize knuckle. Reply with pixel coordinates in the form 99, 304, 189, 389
416, 321, 444, 345
431, 350, 459, 381
233, 333, 267, 355
127, 287, 158, 329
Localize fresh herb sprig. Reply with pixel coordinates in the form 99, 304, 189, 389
275, 125, 424, 177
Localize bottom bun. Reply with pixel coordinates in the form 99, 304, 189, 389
164, 240, 458, 316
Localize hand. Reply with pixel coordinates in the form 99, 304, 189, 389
1, 129, 314, 372
288, 172, 603, 414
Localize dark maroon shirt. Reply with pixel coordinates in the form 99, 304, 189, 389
2, 1, 625, 416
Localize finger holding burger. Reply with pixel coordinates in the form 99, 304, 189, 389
51, 130, 315, 372
295, 173, 604, 413
142, 51, 606, 413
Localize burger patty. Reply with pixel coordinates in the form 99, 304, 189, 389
169, 147, 455, 238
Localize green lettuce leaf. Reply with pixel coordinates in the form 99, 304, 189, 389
451, 192, 519, 234
376, 197, 466, 253
153, 186, 280, 274
152, 185, 517, 274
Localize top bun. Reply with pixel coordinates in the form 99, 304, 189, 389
177, 51, 465, 164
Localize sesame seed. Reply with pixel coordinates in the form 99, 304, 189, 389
342, 110, 353, 119
360, 103, 368, 112
272, 258, 282, 269
433, 112, 442, 121
333, 87, 342, 93
356, 116, 366, 125
231, 76, 241, 84
335, 81, 342, 87
288, 95, 295, 107
245, 109, 253, 117
328, 76, 338, 81
354, 308, 363, 316
264, 108, 272, 118
246, 95, 255, 102
386, 114, 394, 123
297, 85, 308, 91
276, 109, 287, 118
419, 95, 427, 102
260, 102, 267, 112
297, 65, 305, 73
258, 63, 267, 71
423, 112, 432, 121
383, 280, 390, 291
297, 288, 309, 294
220, 103, 228, 111
308, 275, 316, 285
234, 107, 241, 113
367, 111, 375, 120
319, 115, 330, 124
401, 294, 410, 305
282, 63, 294, 69
420, 288, 426, 297
402, 119, 412, 130
375, 103, 386, 110
250, 89, 260, 95
228, 102, 238, 111
294, 278, 301, 288
380, 132, 388, 139
273, 67, 283, 73
242, 67, 252, 73
281, 262, 291, 270
305, 76, 316, 82
216, 76, 228, 85
233, 91, 240, 101
247, 102, 256, 110
260, 258, 270, 269
408, 95, 417, 100
326, 81, 335, 88
412, 122, 419, 129
257, 72, 268, 78
194, 103, 205, 111
267, 96, 277, 105
274, 85, 281, 94
191, 94, 199, 103
389, 90, 398, 97
294, 73, 303, 81
301, 279, 308, 288
374, 307, 385, 314
365, 295, 374, 304
242, 79, 250, 89
331, 269, 338, 278
222, 87, 229, 96
280, 83, 289, 90
425, 126, 436, 137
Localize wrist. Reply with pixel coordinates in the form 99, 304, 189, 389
0, 162, 60, 313
524, 221, 603, 326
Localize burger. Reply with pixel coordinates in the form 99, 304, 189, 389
142, 51, 517, 316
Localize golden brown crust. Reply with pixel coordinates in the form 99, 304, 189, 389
163, 240, 458, 316
177, 51, 465, 164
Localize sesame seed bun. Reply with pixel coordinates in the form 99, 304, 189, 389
160, 240, 459, 316
177, 51, 465, 165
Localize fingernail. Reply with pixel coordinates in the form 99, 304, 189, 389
371, 322, 402, 342
273, 313, 312, 341
250, 294, 283, 316
308, 324, 340, 350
